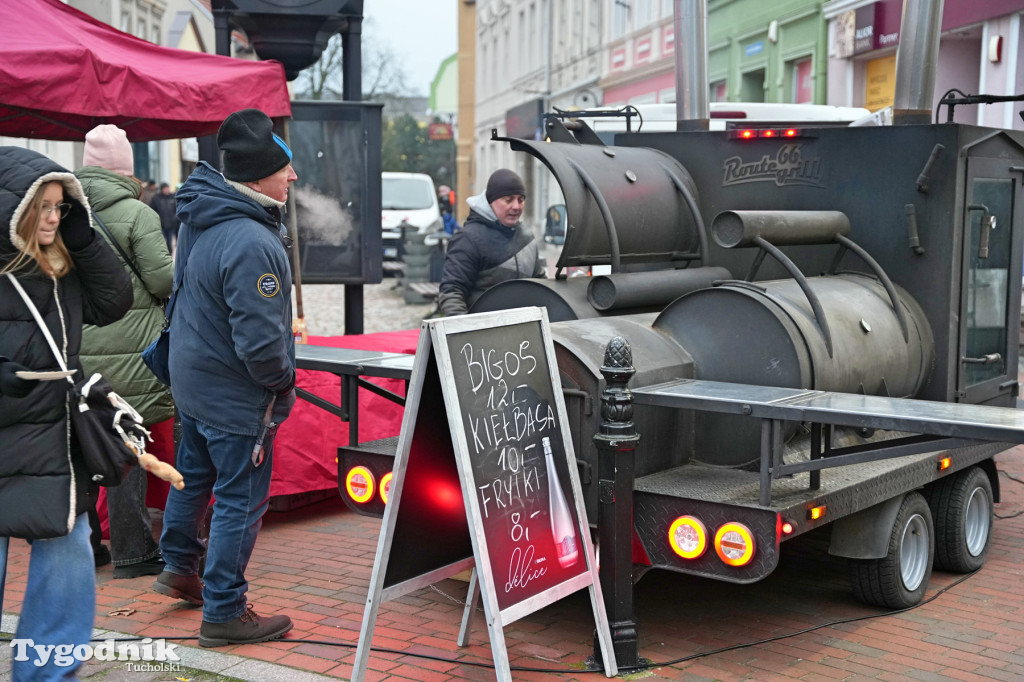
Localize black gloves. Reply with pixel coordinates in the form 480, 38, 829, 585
0, 359, 36, 398
59, 211, 95, 250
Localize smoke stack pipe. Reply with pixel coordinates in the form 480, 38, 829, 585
674, 0, 710, 130
892, 0, 945, 124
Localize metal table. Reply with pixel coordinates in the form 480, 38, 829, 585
294, 344, 415, 446
633, 378, 1024, 505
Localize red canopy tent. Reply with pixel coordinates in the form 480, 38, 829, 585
0, 0, 291, 141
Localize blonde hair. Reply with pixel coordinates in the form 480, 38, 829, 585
0, 181, 72, 278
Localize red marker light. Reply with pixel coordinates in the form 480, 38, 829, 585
379, 471, 393, 504
740, 129, 756, 139
759, 129, 777, 138
781, 521, 794, 535
784, 128, 799, 137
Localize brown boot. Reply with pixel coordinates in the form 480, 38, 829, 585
198, 605, 293, 648
153, 570, 203, 605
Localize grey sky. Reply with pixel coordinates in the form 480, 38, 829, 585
363, 1, 458, 97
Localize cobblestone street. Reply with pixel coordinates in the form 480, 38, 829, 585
296, 280, 436, 337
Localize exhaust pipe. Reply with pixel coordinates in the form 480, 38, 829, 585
893, 0, 945, 124
674, 0, 709, 130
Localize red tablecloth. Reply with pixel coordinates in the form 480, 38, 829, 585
96, 329, 420, 537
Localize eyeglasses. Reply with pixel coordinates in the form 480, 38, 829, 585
41, 202, 72, 219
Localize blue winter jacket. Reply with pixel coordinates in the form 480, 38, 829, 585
168, 162, 295, 436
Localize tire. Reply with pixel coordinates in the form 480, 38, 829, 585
929, 466, 993, 573
849, 492, 934, 609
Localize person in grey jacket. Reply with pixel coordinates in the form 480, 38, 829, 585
76, 124, 174, 580
438, 169, 544, 316
154, 109, 296, 648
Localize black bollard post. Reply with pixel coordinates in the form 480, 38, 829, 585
592, 336, 643, 670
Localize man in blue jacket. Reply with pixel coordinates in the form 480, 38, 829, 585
154, 109, 297, 647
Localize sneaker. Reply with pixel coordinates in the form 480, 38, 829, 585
198, 605, 293, 648
93, 544, 111, 568
153, 570, 203, 605
113, 556, 165, 579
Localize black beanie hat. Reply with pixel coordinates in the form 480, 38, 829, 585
485, 169, 526, 204
217, 109, 292, 182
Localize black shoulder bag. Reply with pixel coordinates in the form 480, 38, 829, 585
6, 273, 145, 487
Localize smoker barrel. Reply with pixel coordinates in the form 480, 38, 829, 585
550, 315, 694, 519
493, 135, 703, 270
587, 267, 730, 311
653, 274, 934, 467
712, 211, 851, 248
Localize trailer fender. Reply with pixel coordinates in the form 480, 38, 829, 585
828, 495, 906, 559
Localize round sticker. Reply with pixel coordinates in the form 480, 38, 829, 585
257, 273, 280, 297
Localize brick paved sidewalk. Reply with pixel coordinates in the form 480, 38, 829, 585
4, 442, 1024, 681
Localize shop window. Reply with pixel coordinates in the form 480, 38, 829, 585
710, 80, 727, 103
788, 58, 813, 104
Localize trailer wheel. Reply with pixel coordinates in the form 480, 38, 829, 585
929, 466, 993, 573
849, 492, 934, 609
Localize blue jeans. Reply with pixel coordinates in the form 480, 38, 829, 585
159, 412, 275, 623
106, 465, 160, 566
0, 513, 96, 682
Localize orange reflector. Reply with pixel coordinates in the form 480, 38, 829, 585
938, 457, 952, 471
345, 466, 375, 503
808, 505, 827, 521
714, 522, 755, 567
379, 471, 393, 504
781, 521, 794, 535
668, 516, 708, 560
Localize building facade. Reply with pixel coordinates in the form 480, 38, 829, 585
823, 0, 1024, 129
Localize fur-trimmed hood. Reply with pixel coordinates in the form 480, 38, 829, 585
0, 145, 92, 259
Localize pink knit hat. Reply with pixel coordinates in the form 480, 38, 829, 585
83, 124, 134, 176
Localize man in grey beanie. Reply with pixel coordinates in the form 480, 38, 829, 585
438, 168, 545, 316
154, 108, 297, 647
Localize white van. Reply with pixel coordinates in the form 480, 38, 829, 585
381, 172, 442, 259
582, 102, 879, 141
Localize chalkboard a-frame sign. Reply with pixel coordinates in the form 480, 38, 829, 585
352, 307, 617, 681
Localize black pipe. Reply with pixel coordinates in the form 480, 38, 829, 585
587, 267, 729, 311
713, 210, 850, 248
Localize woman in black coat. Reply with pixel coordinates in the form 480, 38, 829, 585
0, 146, 132, 680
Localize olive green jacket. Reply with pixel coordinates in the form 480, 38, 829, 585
75, 166, 175, 425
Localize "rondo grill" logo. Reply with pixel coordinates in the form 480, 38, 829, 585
722, 144, 824, 188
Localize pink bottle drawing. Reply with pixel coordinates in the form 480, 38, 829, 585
543, 436, 579, 568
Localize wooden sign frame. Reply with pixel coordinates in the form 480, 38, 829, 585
352, 307, 616, 680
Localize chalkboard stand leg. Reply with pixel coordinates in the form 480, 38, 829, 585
593, 337, 644, 671
457, 569, 480, 646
